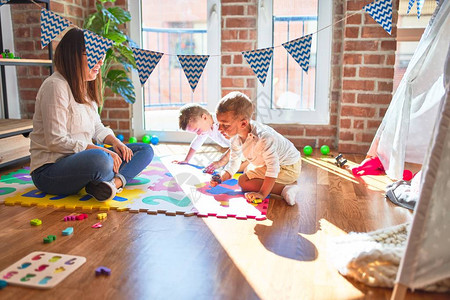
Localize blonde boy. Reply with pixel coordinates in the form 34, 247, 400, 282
175, 103, 231, 173
216, 92, 302, 205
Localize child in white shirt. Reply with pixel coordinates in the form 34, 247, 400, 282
216, 92, 302, 206
175, 103, 231, 173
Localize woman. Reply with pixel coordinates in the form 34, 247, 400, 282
30, 28, 153, 201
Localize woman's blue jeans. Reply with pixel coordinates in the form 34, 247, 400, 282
31, 143, 154, 195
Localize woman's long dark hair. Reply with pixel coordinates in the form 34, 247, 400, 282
53, 28, 102, 106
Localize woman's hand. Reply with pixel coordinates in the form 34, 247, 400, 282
203, 161, 221, 174
112, 141, 133, 163
104, 148, 122, 173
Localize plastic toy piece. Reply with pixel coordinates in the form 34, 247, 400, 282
116, 134, 124, 142
403, 169, 413, 181
63, 215, 77, 221
252, 198, 263, 204
351, 156, 385, 176
129, 137, 137, 143
76, 213, 88, 220
320, 145, 330, 155
210, 174, 222, 187
303, 145, 313, 156
43, 235, 56, 244
91, 222, 102, 228
3, 271, 18, 279
0, 279, 7, 289
30, 219, 42, 226
97, 213, 107, 220
32, 254, 44, 261
142, 134, 151, 143
150, 135, 159, 145
34, 264, 49, 272
95, 266, 111, 276
335, 153, 348, 168
62, 227, 73, 236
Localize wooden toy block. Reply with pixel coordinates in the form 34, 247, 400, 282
62, 227, 73, 236
95, 266, 111, 276
30, 219, 42, 226
97, 213, 107, 220
63, 215, 77, 222
75, 213, 88, 220
0, 279, 8, 289
43, 235, 56, 244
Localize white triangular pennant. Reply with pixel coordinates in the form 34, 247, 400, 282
242, 47, 273, 86
282, 35, 312, 73
83, 30, 114, 69
132, 48, 163, 85
177, 55, 209, 92
40, 8, 71, 49
364, 0, 392, 35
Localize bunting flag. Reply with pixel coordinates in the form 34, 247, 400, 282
132, 48, 163, 85
417, 0, 425, 18
407, 0, 416, 14
0, 0, 10, 6
40, 9, 71, 49
177, 55, 209, 92
83, 30, 114, 69
242, 47, 273, 86
282, 34, 313, 73
364, 0, 392, 35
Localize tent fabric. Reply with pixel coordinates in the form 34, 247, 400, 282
367, 0, 450, 180
395, 42, 450, 290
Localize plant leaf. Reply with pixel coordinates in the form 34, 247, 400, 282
107, 7, 131, 25
105, 69, 136, 104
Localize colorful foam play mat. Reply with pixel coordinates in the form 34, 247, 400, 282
0, 156, 269, 220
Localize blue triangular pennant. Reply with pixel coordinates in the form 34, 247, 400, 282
417, 0, 425, 18
364, 0, 392, 35
0, 0, 10, 6
132, 48, 163, 85
407, 0, 416, 14
40, 9, 71, 49
282, 34, 312, 73
84, 30, 114, 69
177, 55, 209, 92
242, 47, 273, 86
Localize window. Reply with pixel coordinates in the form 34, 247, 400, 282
129, 1, 220, 142
257, 0, 332, 125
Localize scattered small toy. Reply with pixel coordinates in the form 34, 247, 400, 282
95, 266, 111, 276
30, 219, 42, 226
210, 174, 222, 187
0, 279, 7, 289
76, 213, 88, 220
64, 213, 88, 221
97, 213, 107, 220
91, 222, 103, 229
62, 227, 73, 236
43, 235, 56, 244
252, 198, 263, 204
335, 153, 347, 168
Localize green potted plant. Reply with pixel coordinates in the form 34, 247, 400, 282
84, 0, 136, 112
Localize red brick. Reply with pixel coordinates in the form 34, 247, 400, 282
347, 1, 371, 11
225, 66, 255, 76
338, 143, 370, 154
108, 110, 130, 119
339, 132, 354, 141
222, 5, 244, 15
305, 128, 336, 137
222, 77, 244, 88
341, 105, 376, 117
357, 94, 392, 104
272, 125, 305, 136
380, 41, 397, 51
353, 120, 365, 129
345, 27, 359, 38
246, 78, 256, 88
386, 54, 396, 65
233, 55, 243, 64
361, 26, 390, 38
248, 5, 257, 16
343, 54, 362, 64
52, 2, 65, 14
289, 138, 317, 148
378, 81, 393, 92
222, 55, 232, 64
344, 41, 378, 51
343, 80, 375, 91
342, 92, 356, 103
225, 17, 256, 29
359, 67, 394, 79
343, 67, 356, 77
222, 41, 254, 52
379, 107, 388, 118
364, 54, 384, 65
340, 119, 351, 129
346, 14, 361, 25
222, 30, 238, 40
119, 121, 130, 130
368, 120, 382, 129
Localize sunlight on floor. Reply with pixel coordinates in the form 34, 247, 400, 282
302, 155, 394, 192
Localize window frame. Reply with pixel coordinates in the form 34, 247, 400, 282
256, 0, 332, 125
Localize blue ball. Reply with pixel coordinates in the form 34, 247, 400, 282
116, 134, 124, 142
150, 135, 159, 145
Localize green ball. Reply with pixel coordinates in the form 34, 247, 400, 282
320, 145, 330, 155
142, 134, 151, 144
303, 145, 313, 156
129, 136, 137, 143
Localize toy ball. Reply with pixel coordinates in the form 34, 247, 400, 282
303, 145, 313, 156
116, 134, 124, 142
150, 135, 159, 145
129, 136, 137, 143
320, 145, 330, 155
403, 170, 413, 181
142, 134, 151, 144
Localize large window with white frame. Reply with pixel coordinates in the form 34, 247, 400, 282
129, 0, 221, 142
257, 0, 332, 125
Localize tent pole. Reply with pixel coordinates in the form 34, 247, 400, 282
391, 283, 407, 300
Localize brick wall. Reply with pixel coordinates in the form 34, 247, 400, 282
337, 0, 398, 153
9, 0, 399, 154
221, 0, 258, 100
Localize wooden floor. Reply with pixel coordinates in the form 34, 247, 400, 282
0, 144, 448, 300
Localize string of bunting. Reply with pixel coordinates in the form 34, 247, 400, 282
0, 0, 437, 92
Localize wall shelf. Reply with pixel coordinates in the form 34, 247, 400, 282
0, 58, 52, 66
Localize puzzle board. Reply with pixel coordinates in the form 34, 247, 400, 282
0, 156, 196, 216
0, 251, 86, 289
161, 157, 269, 220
